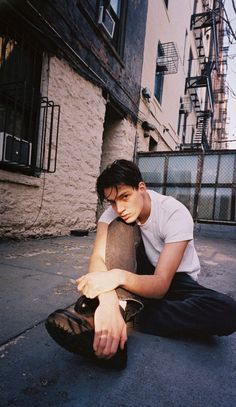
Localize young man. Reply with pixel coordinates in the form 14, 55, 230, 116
46, 159, 236, 369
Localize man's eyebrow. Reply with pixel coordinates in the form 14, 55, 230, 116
105, 188, 131, 202
105, 191, 129, 202
117, 190, 130, 198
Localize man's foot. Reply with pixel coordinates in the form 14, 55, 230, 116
45, 304, 127, 369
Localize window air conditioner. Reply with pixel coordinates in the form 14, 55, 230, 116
0, 132, 32, 166
98, 6, 115, 38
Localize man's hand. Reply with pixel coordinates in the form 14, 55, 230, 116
93, 302, 127, 359
76, 269, 123, 298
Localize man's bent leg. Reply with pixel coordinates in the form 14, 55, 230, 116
45, 218, 142, 367
106, 218, 144, 320
135, 273, 236, 337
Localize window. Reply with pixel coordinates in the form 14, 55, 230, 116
110, 0, 121, 15
164, 0, 169, 8
187, 48, 193, 77
183, 30, 188, 62
193, 0, 198, 14
98, 0, 127, 55
182, 114, 187, 144
149, 136, 158, 152
154, 43, 165, 104
0, 20, 60, 175
177, 98, 183, 135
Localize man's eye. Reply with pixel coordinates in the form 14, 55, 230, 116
123, 195, 129, 200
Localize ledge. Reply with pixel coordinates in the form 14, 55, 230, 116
0, 170, 42, 187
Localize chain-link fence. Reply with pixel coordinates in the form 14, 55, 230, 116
137, 150, 236, 224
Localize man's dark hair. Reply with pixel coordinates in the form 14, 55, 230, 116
96, 159, 143, 203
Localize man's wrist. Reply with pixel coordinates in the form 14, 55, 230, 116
98, 290, 119, 307
114, 268, 126, 287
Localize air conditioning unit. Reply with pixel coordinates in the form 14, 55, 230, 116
0, 132, 32, 166
98, 6, 115, 38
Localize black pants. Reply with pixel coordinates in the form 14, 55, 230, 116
106, 218, 236, 337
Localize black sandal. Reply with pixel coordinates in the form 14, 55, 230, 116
45, 298, 127, 370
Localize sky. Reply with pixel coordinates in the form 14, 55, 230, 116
224, 0, 236, 149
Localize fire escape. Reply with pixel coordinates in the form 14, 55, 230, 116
212, 40, 229, 148
184, 5, 221, 150
156, 42, 179, 75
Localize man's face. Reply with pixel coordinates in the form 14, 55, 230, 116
104, 183, 146, 223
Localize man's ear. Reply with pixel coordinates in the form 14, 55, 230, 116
138, 181, 146, 192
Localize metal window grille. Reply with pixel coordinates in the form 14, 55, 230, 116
37, 97, 60, 174
0, 24, 60, 175
156, 42, 179, 75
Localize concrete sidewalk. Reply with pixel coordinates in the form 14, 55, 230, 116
0, 229, 236, 407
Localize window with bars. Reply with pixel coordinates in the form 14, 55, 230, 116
0, 21, 60, 175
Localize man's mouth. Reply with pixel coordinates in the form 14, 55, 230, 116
122, 214, 130, 221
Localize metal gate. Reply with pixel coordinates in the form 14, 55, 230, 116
137, 150, 236, 225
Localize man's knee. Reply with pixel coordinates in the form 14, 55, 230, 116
214, 293, 236, 335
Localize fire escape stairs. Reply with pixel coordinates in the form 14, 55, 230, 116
183, 5, 222, 150
185, 59, 214, 119
193, 111, 212, 149
191, 7, 220, 70
193, 28, 205, 67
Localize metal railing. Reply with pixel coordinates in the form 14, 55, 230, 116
0, 23, 60, 175
137, 150, 236, 224
0, 83, 60, 174
38, 97, 60, 173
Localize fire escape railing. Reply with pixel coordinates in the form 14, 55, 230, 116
156, 42, 179, 75
190, 7, 221, 69
183, 4, 223, 150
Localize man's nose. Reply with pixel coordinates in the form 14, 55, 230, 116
116, 201, 125, 214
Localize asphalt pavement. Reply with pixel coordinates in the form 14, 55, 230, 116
0, 225, 236, 407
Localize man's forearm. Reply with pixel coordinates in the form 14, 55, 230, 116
115, 241, 188, 299
87, 255, 120, 306
88, 254, 108, 273
118, 269, 168, 299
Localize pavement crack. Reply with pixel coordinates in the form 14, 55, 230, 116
0, 261, 79, 280
0, 302, 76, 349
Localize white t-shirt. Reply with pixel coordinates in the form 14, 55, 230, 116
99, 190, 201, 281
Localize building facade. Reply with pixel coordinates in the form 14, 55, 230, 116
136, 0, 229, 153
0, 0, 229, 239
0, 0, 148, 238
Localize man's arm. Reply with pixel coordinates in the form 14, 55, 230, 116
82, 222, 127, 359
78, 240, 189, 299
87, 222, 109, 274
87, 222, 120, 310
119, 240, 189, 298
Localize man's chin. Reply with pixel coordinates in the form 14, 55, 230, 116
123, 216, 136, 224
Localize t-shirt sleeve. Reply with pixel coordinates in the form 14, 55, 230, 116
98, 206, 118, 224
161, 200, 194, 243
